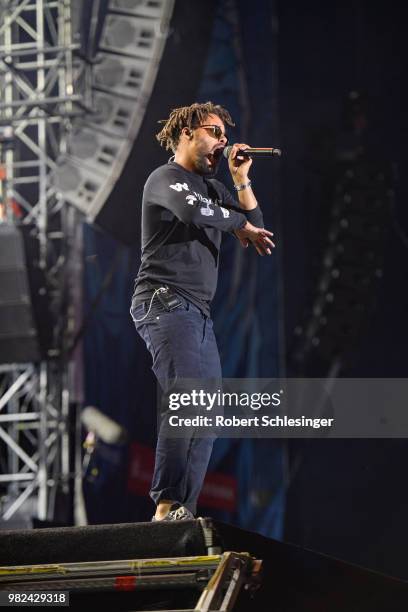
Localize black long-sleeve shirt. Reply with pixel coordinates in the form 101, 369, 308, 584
133, 160, 264, 316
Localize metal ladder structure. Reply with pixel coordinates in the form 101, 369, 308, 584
0, 551, 263, 611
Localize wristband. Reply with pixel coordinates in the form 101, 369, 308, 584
233, 180, 252, 192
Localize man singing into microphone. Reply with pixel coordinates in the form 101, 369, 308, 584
130, 101, 274, 521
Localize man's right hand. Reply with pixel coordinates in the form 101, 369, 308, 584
234, 221, 275, 256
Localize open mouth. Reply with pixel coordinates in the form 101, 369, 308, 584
206, 147, 224, 166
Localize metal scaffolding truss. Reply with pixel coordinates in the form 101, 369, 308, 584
0, 362, 70, 522
0, 0, 87, 524
0, 0, 88, 243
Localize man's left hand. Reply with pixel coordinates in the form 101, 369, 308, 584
227, 143, 253, 184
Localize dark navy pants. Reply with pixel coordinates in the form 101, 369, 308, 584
130, 296, 221, 515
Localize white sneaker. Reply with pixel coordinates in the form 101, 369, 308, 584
152, 502, 195, 521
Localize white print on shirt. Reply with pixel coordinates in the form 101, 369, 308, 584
220, 207, 230, 218
200, 201, 214, 216
192, 192, 212, 205
185, 194, 197, 205
192, 192, 218, 217
170, 182, 189, 192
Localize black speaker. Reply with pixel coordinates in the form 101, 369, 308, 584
0, 223, 40, 363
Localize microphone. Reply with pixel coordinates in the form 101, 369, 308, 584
223, 145, 282, 159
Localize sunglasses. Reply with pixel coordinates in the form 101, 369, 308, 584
194, 124, 229, 144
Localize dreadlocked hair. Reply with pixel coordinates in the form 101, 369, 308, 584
156, 101, 235, 152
